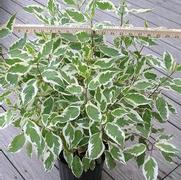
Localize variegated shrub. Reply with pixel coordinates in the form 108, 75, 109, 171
0, 0, 181, 179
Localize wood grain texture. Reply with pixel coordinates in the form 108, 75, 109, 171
164, 164, 181, 180
0, 125, 60, 180
0, 151, 24, 180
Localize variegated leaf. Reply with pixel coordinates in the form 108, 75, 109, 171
8, 62, 30, 75
96, 0, 115, 11
163, 51, 176, 71
156, 96, 169, 120
42, 97, 54, 114
105, 151, 116, 170
0, 111, 13, 129
45, 131, 62, 156
86, 101, 102, 122
155, 141, 179, 154
66, 84, 83, 95
42, 69, 65, 87
52, 105, 80, 124
125, 93, 151, 107
71, 155, 83, 178
124, 144, 146, 157
21, 79, 38, 106
105, 122, 125, 145
142, 156, 158, 180
0, 14, 16, 39
66, 8, 86, 22
88, 133, 105, 160
109, 142, 125, 164
23, 120, 42, 149
8, 133, 25, 153
63, 122, 75, 148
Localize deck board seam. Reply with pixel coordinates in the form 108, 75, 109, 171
147, 0, 181, 16
102, 169, 115, 180
128, 0, 181, 26
161, 163, 181, 179
1, 150, 26, 180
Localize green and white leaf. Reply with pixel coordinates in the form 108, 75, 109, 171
94, 87, 107, 112
63, 122, 75, 147
48, 0, 57, 15
124, 144, 146, 157
128, 8, 151, 14
99, 70, 117, 85
142, 156, 158, 180
43, 151, 55, 170
63, 150, 73, 168
125, 93, 151, 107
96, 0, 116, 11
111, 107, 127, 118
93, 58, 115, 69
156, 96, 169, 120
0, 14, 16, 39
42, 69, 64, 87
66, 8, 86, 22
66, 84, 83, 95
10, 34, 27, 53
99, 46, 120, 57
163, 51, 176, 71
0, 111, 13, 129
8, 133, 25, 153
71, 155, 83, 178
105, 122, 125, 145
5, 73, 19, 85
45, 131, 62, 156
63, 0, 76, 5
109, 142, 125, 164
24, 5, 44, 13
42, 97, 54, 114
41, 40, 53, 57
88, 133, 105, 160
169, 78, 181, 94
88, 78, 100, 90
134, 80, 152, 90
23, 120, 42, 149
8, 62, 30, 75
72, 128, 83, 148
86, 101, 102, 122
105, 151, 116, 170
52, 105, 80, 124
21, 79, 38, 106
155, 141, 179, 154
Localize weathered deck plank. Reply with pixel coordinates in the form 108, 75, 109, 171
0, 125, 61, 180
164, 164, 181, 180
0, 151, 24, 180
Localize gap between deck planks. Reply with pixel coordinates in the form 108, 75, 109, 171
1, 0, 181, 179
0, 150, 24, 180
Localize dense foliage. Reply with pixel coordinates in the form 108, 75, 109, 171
0, 0, 181, 179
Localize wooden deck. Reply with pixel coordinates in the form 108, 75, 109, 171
0, 0, 181, 179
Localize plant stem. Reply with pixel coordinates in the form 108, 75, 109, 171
149, 70, 175, 98
120, 0, 126, 26
139, 45, 145, 53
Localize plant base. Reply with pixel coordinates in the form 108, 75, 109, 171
58, 154, 104, 180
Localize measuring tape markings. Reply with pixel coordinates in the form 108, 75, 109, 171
13, 24, 181, 38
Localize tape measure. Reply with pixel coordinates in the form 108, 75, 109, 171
13, 24, 181, 39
